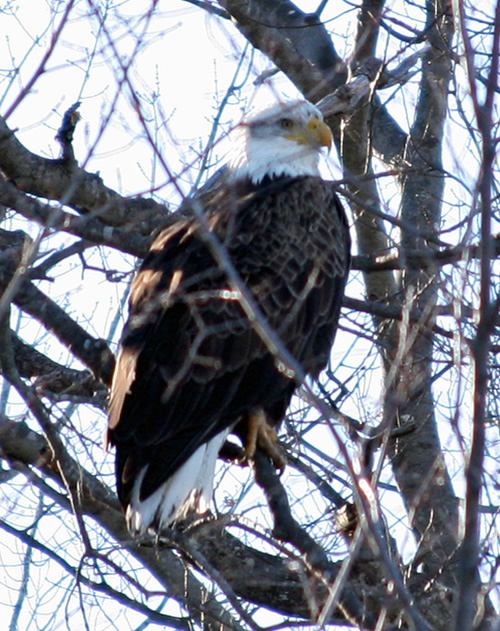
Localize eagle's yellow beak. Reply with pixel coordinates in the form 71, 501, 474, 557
285, 117, 333, 150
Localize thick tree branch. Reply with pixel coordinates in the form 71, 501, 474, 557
0, 413, 395, 628
0, 115, 169, 234
0, 174, 153, 258
352, 234, 500, 272
219, 0, 346, 101
0, 251, 115, 383
8, 332, 107, 405
252, 450, 374, 628
388, 1, 459, 594
0, 410, 247, 631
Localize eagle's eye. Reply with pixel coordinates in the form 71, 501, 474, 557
279, 118, 294, 129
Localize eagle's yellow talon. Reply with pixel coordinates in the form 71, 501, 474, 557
242, 409, 287, 471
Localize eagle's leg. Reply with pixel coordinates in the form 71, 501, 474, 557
243, 409, 286, 471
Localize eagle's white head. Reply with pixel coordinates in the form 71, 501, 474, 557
228, 100, 333, 184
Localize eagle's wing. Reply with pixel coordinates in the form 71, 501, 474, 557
108, 175, 349, 525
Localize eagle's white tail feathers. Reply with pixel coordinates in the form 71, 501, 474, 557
126, 430, 230, 534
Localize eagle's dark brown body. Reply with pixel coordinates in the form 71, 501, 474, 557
109, 170, 350, 531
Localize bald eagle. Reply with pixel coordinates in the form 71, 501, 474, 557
108, 100, 350, 533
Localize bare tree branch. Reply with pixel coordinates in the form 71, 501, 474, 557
0, 115, 169, 234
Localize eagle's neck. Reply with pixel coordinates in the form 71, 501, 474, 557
227, 130, 321, 184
